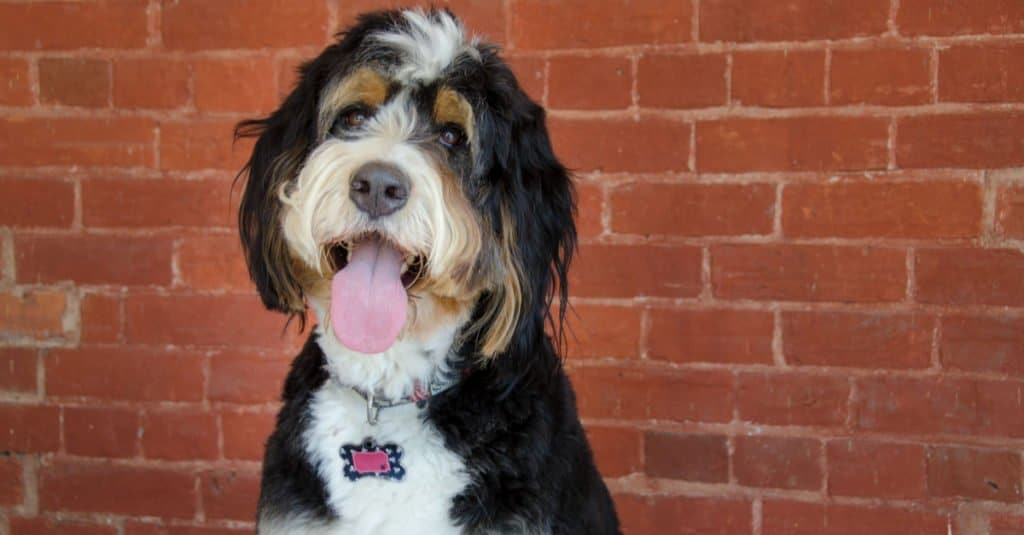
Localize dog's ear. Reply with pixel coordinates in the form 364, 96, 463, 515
235, 80, 316, 315
477, 67, 577, 358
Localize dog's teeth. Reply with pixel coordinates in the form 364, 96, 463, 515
400, 257, 412, 275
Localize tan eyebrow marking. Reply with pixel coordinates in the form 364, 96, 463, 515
433, 86, 474, 144
318, 67, 390, 135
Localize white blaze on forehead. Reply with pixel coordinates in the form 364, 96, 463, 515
372, 9, 480, 84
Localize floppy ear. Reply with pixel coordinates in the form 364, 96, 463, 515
235, 77, 317, 315
477, 67, 577, 357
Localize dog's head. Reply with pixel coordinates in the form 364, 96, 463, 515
236, 9, 575, 359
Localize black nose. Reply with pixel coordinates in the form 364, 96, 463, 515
349, 162, 411, 218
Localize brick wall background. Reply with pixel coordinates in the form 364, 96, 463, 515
1, 0, 1024, 533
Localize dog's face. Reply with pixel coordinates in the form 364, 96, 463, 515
237, 9, 575, 358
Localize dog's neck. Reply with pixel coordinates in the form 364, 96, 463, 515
309, 299, 464, 401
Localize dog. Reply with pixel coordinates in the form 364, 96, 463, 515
235, 9, 620, 534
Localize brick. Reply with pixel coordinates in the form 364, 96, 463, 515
584, 426, 642, 478
193, 58, 278, 114
0, 58, 33, 105
201, 469, 260, 521
569, 244, 701, 298
160, 120, 251, 171
339, 0, 507, 45
47, 347, 205, 402
0, 117, 155, 167
648, 308, 773, 364
113, 58, 191, 110
64, 407, 140, 458
827, 440, 926, 498
611, 182, 774, 236
15, 234, 173, 286
897, 0, 1024, 36
0, 405, 60, 452
732, 50, 825, 107
734, 435, 822, 490
39, 460, 196, 518
80, 293, 121, 344
124, 524, 250, 535
8, 518, 118, 535
638, 53, 726, 109
644, 431, 728, 482
762, 500, 948, 535
572, 366, 733, 422
737, 373, 849, 427
783, 181, 982, 238
830, 48, 932, 105
208, 351, 290, 404
853, 376, 1024, 437
505, 55, 545, 103
998, 185, 1024, 238
940, 45, 1024, 103
941, 315, 1024, 377
39, 58, 110, 108
0, 178, 75, 228
0, 290, 67, 339
698, 116, 888, 172
616, 494, 752, 535
162, 0, 327, 50
124, 294, 299, 348
548, 55, 630, 110
897, 113, 1024, 169
549, 117, 690, 173
142, 409, 219, 461
0, 456, 25, 505
511, 0, 690, 49
700, 0, 889, 42
564, 305, 642, 359
783, 311, 933, 369
712, 244, 906, 302
574, 182, 603, 239
927, 446, 1022, 502
221, 411, 274, 461
82, 178, 236, 229
0, 348, 37, 394
0, 1, 148, 50
991, 515, 1024, 535
917, 248, 1024, 306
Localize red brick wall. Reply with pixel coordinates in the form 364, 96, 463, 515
1, 1, 1023, 533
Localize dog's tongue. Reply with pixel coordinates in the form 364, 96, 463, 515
330, 236, 408, 354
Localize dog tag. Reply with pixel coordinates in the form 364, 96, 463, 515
340, 439, 405, 481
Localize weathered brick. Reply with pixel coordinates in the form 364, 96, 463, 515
712, 244, 906, 303
611, 182, 774, 236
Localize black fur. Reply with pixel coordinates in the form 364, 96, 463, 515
239, 9, 619, 534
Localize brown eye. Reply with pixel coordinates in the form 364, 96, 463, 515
344, 108, 370, 128
439, 124, 466, 148
333, 106, 374, 135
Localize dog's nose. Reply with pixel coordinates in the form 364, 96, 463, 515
349, 162, 411, 218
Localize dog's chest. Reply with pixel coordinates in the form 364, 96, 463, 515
304, 383, 469, 534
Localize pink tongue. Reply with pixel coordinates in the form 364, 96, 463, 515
330, 237, 408, 354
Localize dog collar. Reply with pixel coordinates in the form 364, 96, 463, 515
330, 366, 462, 425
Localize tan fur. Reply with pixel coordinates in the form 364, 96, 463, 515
265, 148, 310, 313
433, 87, 475, 144
318, 68, 391, 137
476, 203, 524, 358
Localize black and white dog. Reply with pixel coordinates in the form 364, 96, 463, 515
236, 9, 619, 534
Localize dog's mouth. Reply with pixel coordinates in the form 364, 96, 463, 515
327, 238, 424, 289
324, 233, 424, 354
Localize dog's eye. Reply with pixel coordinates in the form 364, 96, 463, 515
333, 106, 374, 133
438, 124, 466, 148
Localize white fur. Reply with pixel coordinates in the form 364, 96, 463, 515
372, 10, 480, 85
258, 390, 468, 535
